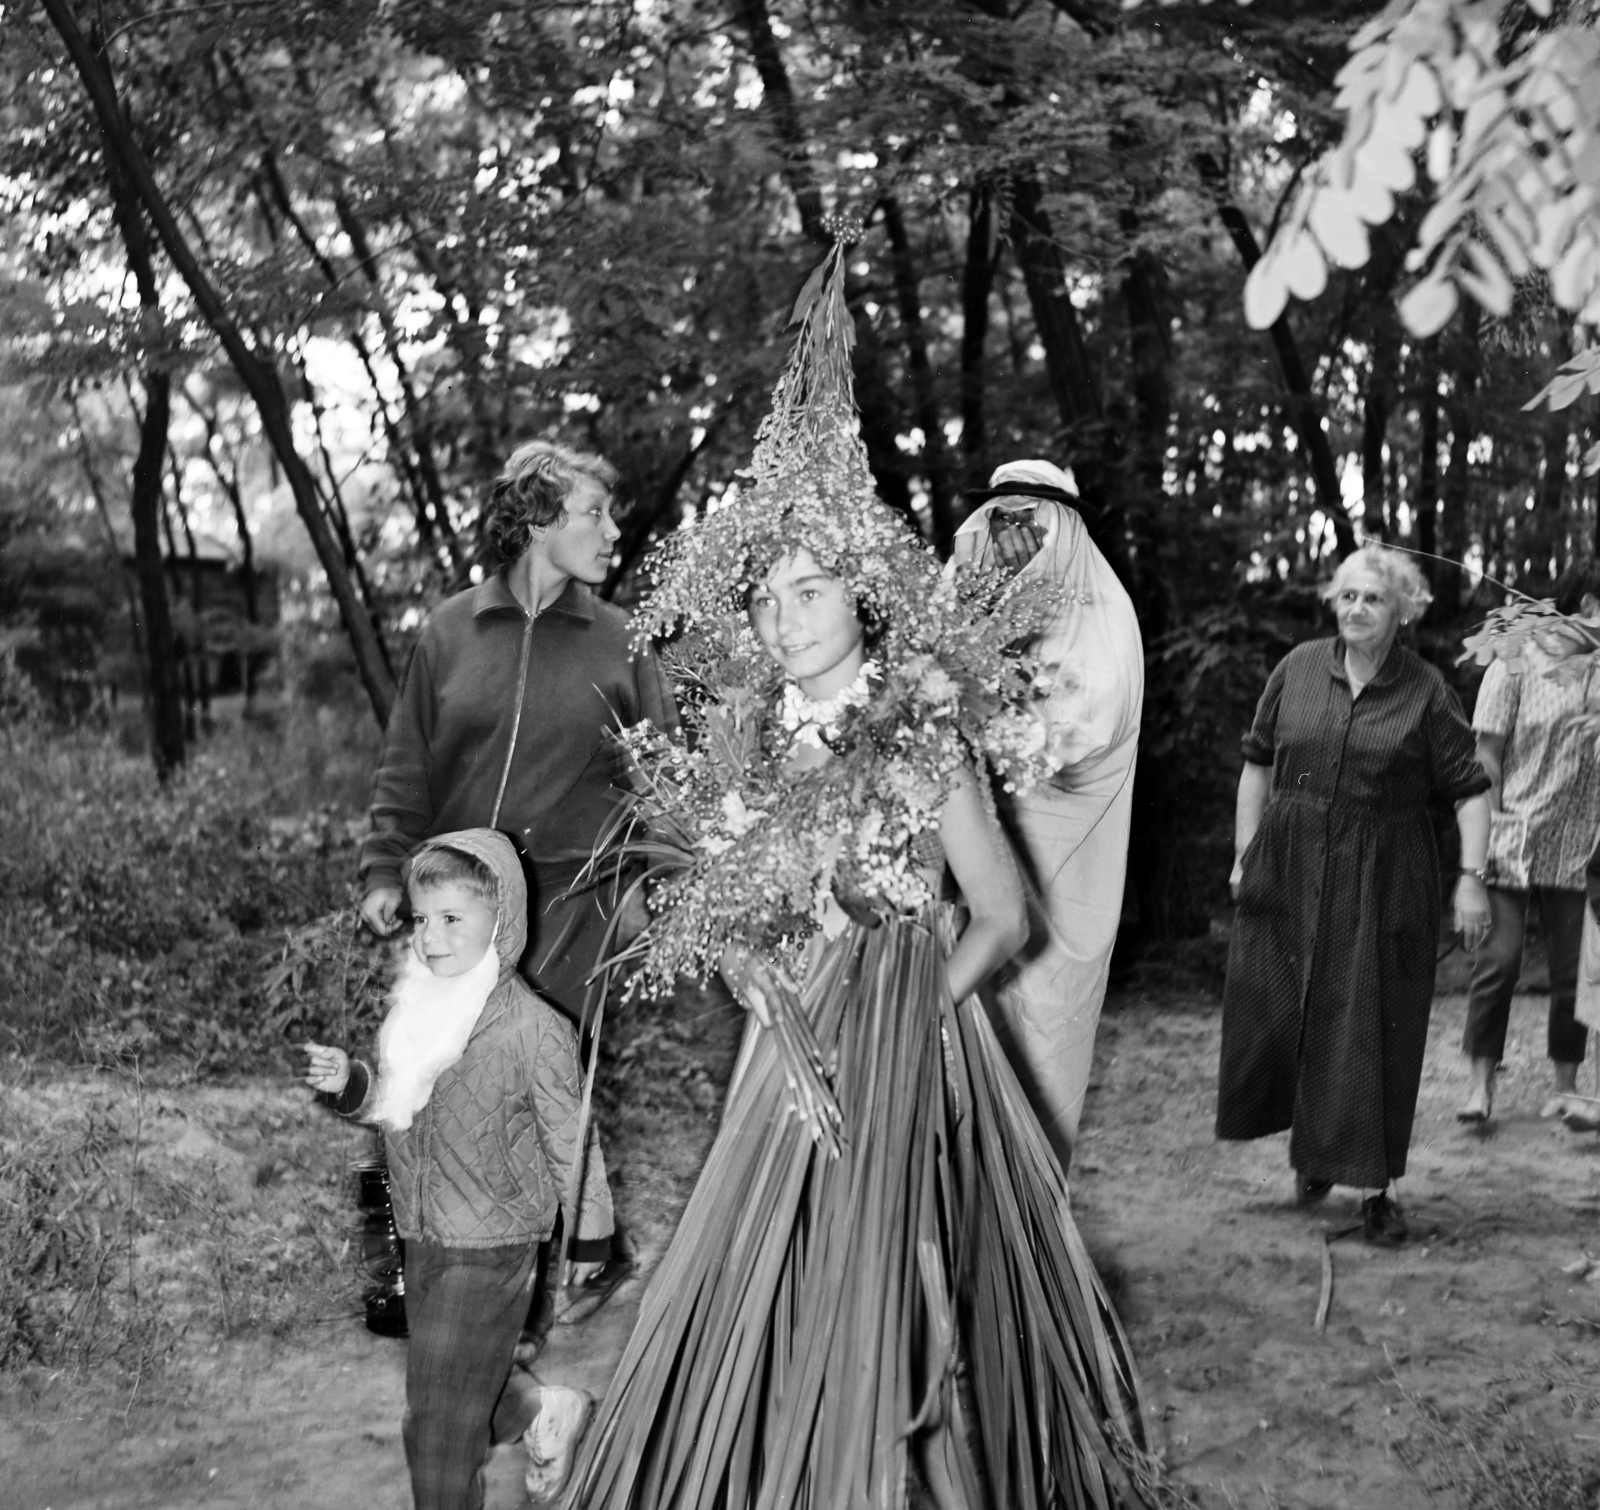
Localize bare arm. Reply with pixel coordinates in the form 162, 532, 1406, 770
940, 769, 1029, 1003
1452, 792, 1492, 946
1475, 731, 1507, 812
1229, 762, 1272, 898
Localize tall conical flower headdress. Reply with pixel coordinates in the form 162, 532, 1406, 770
632, 224, 943, 663
596, 225, 1059, 1001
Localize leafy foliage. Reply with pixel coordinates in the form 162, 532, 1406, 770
1238, 0, 1600, 410
0, 695, 376, 1072
3, 0, 1600, 943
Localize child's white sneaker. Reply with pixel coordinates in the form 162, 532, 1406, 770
522, 1385, 592, 1506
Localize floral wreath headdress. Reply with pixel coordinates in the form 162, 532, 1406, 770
632, 217, 979, 679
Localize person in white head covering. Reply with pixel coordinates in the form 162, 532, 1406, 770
954, 459, 1144, 1166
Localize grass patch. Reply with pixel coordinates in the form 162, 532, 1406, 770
0, 1073, 366, 1381
1390, 1363, 1600, 1509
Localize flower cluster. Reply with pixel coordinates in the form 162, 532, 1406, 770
601, 567, 1056, 1001
630, 412, 946, 677
592, 234, 1059, 1000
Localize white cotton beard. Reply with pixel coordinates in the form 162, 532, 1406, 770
370, 940, 500, 1132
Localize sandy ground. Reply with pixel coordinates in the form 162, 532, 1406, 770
9, 978, 1600, 1509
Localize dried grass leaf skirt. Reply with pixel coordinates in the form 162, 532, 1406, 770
573, 910, 1153, 1510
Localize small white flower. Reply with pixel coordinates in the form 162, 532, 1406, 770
720, 790, 763, 838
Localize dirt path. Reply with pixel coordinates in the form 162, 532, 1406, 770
1080, 983, 1600, 1507
8, 984, 1600, 1508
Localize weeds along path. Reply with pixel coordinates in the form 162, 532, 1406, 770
9, 979, 1600, 1508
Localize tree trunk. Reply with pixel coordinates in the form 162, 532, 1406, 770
882, 195, 957, 553
87, 41, 184, 776
42, 0, 397, 725
70, 393, 155, 723
130, 377, 186, 776
850, 316, 919, 525
1009, 178, 1103, 431
251, 57, 467, 582
1214, 211, 1355, 555
1539, 327, 1573, 584
1414, 337, 1441, 584
1006, 176, 1132, 583
1361, 365, 1390, 539
168, 447, 213, 731
1195, 156, 1357, 557
960, 183, 994, 481
735, 0, 825, 240
1440, 303, 1482, 612
245, 131, 458, 581
1359, 232, 1406, 541
1122, 247, 1173, 639
606, 419, 723, 595
291, 353, 396, 680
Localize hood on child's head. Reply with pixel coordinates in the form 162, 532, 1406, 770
402, 829, 526, 982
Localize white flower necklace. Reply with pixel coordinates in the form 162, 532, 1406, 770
778, 659, 880, 748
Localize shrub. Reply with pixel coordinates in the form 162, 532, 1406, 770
0, 699, 380, 1072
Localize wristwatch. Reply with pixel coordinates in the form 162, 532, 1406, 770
1459, 866, 1489, 883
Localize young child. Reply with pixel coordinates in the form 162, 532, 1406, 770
301, 827, 611, 1510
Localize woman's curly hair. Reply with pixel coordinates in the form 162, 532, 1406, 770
481, 441, 620, 567
1320, 543, 1433, 623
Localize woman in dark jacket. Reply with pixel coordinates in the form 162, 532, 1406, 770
358, 441, 677, 1021
1217, 544, 1491, 1246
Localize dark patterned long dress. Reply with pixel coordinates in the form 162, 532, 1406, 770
1216, 638, 1489, 1188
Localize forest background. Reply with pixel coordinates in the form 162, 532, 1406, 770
6, 0, 1600, 1039
3, 0, 1600, 1402
15, 5, 1600, 1490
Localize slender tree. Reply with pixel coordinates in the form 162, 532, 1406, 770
38, 0, 398, 724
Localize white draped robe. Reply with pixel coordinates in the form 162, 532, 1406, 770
956, 482, 1144, 1164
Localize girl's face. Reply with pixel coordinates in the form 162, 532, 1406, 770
1332, 565, 1402, 657
748, 550, 867, 697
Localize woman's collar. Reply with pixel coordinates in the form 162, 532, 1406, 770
1331, 635, 1404, 686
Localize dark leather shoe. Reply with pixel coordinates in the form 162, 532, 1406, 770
1362, 1191, 1407, 1248
1295, 1172, 1334, 1207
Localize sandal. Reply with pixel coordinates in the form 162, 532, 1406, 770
1563, 1098, 1600, 1133
1456, 1076, 1494, 1125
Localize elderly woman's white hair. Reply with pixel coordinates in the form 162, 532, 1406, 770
1320, 543, 1433, 624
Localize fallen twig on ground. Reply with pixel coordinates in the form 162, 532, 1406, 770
1315, 1232, 1333, 1333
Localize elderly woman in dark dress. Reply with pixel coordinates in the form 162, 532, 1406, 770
1217, 544, 1492, 1246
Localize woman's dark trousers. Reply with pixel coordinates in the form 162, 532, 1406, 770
1462, 886, 1588, 1066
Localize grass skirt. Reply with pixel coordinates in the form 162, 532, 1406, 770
573, 909, 1154, 1510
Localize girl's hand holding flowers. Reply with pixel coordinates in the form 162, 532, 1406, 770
720, 941, 796, 1028
719, 939, 842, 1153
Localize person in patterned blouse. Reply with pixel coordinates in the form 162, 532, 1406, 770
1457, 561, 1600, 1125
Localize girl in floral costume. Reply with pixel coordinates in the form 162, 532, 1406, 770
571, 232, 1159, 1510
